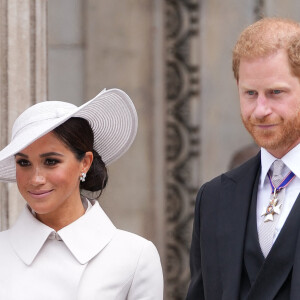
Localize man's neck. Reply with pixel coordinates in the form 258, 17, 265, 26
265, 141, 300, 159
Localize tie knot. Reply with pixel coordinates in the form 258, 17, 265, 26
271, 159, 285, 187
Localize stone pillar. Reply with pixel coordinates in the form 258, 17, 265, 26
0, 0, 9, 230
84, 0, 158, 240
0, 0, 47, 230
163, 1, 201, 298
48, 0, 84, 105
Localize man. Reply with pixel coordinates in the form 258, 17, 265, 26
186, 18, 300, 300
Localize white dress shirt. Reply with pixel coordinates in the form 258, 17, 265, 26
0, 199, 163, 299
257, 144, 300, 243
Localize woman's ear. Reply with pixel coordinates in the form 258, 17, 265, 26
82, 151, 93, 173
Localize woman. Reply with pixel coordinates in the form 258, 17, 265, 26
0, 89, 163, 299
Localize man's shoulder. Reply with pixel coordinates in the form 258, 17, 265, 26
196, 153, 260, 207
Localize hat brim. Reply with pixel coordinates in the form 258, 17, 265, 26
0, 88, 138, 182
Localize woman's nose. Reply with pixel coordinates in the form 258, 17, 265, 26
30, 169, 46, 186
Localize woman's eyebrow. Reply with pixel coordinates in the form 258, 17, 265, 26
40, 152, 64, 158
15, 152, 64, 158
15, 152, 27, 158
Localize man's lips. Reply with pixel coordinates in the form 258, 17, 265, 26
28, 190, 54, 199
254, 123, 279, 129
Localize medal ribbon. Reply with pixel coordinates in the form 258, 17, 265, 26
267, 171, 296, 194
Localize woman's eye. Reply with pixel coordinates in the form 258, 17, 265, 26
16, 159, 31, 167
45, 158, 60, 166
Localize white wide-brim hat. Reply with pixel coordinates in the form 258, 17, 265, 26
0, 88, 138, 182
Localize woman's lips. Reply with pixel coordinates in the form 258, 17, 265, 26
28, 190, 53, 199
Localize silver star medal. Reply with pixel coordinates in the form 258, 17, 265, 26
261, 191, 282, 222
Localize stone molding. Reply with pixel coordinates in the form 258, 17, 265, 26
0, 0, 47, 230
164, 0, 201, 298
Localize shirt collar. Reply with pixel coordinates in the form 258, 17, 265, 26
260, 148, 277, 188
280, 143, 300, 179
8, 200, 116, 266
260, 143, 300, 188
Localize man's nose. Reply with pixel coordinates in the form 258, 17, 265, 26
253, 94, 272, 119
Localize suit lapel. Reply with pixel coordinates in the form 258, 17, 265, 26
243, 173, 264, 284
217, 154, 261, 300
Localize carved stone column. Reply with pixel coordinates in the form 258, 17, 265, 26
163, 1, 201, 298
0, 0, 47, 230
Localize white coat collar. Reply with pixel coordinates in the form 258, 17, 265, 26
8, 200, 116, 266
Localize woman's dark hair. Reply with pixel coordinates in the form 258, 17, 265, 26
53, 117, 108, 194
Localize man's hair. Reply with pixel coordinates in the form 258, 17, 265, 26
232, 17, 300, 81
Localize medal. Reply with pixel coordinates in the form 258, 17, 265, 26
261, 170, 295, 223
261, 189, 282, 222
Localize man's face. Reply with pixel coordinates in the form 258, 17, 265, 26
238, 49, 300, 158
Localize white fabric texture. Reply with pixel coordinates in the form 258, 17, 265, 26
257, 145, 300, 243
0, 200, 163, 299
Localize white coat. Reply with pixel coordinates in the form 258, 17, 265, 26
0, 201, 163, 299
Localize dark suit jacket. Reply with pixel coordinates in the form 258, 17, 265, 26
186, 153, 300, 300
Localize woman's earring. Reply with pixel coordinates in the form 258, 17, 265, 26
80, 172, 86, 182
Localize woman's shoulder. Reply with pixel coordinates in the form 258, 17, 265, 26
114, 229, 151, 243
112, 229, 159, 256
91, 228, 161, 267
0, 229, 9, 241
77, 229, 163, 299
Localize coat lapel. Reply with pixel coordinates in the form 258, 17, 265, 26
217, 154, 261, 300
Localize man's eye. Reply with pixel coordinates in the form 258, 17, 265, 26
16, 159, 31, 167
247, 91, 256, 96
272, 90, 281, 94
45, 159, 60, 166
